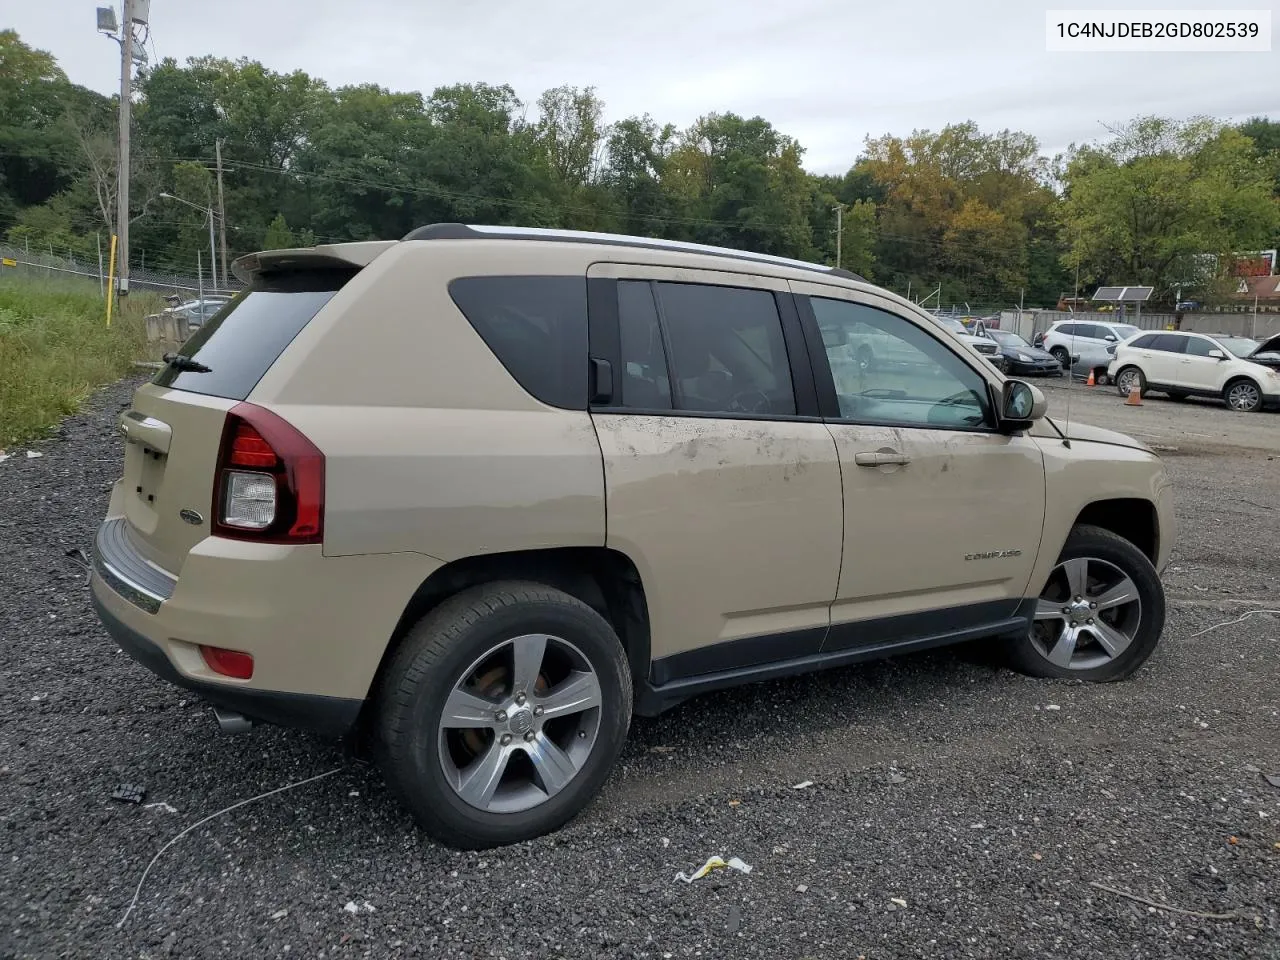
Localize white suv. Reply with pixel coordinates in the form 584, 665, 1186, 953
1041, 320, 1142, 375
1108, 331, 1280, 412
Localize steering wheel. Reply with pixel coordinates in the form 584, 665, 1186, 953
727, 389, 773, 415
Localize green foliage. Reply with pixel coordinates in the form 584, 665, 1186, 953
2, 28, 1277, 310
262, 213, 294, 250
0, 274, 149, 446
1058, 117, 1280, 296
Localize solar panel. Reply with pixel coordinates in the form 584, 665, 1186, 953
1092, 286, 1154, 302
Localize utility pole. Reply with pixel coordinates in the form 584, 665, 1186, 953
832, 203, 844, 270
215, 138, 228, 286
115, 0, 135, 296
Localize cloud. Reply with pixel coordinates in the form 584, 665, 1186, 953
12, 0, 1278, 175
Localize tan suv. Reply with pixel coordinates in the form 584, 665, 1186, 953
90, 225, 1175, 848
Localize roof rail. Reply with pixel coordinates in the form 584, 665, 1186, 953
401, 223, 866, 282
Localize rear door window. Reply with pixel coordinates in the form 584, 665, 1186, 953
652, 281, 797, 417
1130, 334, 1157, 348
153, 268, 356, 400
1148, 334, 1188, 353
449, 275, 587, 410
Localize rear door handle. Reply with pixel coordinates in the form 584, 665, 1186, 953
854, 450, 910, 467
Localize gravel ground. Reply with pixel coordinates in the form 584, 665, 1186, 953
2, 377, 1279, 960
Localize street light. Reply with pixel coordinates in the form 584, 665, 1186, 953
159, 192, 219, 292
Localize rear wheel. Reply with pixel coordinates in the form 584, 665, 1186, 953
1005, 525, 1165, 682
377, 581, 632, 849
1050, 346, 1070, 368
1115, 366, 1145, 398
1224, 378, 1263, 413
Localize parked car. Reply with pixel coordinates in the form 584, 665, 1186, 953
1108, 330, 1280, 412
935, 315, 1008, 372
172, 297, 231, 328
984, 329, 1063, 376
1041, 320, 1142, 380
90, 224, 1174, 849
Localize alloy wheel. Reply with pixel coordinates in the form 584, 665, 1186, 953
438, 633, 602, 814
1031, 557, 1143, 670
1226, 381, 1260, 412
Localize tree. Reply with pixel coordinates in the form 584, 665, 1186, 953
262, 213, 294, 250
1058, 117, 1280, 299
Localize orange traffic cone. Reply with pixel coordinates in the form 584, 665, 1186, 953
1086, 369, 1096, 387
1125, 382, 1143, 406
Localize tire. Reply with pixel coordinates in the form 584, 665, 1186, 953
1223, 378, 1263, 413
376, 581, 632, 849
1050, 346, 1070, 368
1167, 391, 1188, 402
1004, 525, 1165, 683
1114, 366, 1145, 398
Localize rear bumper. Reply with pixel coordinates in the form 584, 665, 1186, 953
91, 582, 362, 735
87, 509, 442, 732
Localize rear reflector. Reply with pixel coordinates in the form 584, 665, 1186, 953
200, 645, 255, 680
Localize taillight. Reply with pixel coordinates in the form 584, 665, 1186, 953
212, 402, 324, 544
200, 645, 254, 680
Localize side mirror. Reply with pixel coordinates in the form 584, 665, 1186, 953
1207, 349, 1225, 360
1000, 379, 1047, 430
1104, 335, 1118, 342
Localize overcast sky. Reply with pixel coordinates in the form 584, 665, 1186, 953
13, 0, 1279, 173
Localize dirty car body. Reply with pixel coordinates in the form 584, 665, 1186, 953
89, 224, 1176, 849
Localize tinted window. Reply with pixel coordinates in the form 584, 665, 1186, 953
153, 269, 356, 400
1055, 323, 1077, 337
653, 282, 796, 416
449, 275, 587, 409
1148, 334, 1187, 353
1111, 325, 1140, 340
1184, 337, 1217, 357
1130, 334, 1157, 348
1072, 324, 1100, 339
617, 280, 672, 410
810, 297, 992, 430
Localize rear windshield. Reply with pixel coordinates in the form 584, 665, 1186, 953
153, 269, 356, 399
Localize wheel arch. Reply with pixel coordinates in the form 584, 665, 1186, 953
364, 547, 652, 714
1072, 498, 1158, 564
1223, 375, 1263, 410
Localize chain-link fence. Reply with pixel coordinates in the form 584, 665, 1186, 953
0, 243, 245, 299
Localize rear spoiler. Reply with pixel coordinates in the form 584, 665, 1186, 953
231, 241, 396, 284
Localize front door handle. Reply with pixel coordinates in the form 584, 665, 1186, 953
854, 450, 910, 467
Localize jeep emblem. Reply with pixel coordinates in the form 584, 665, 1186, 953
179, 508, 204, 525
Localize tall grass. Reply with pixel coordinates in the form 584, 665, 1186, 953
0, 274, 157, 447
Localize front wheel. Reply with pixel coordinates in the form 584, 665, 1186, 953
377, 581, 632, 849
1224, 378, 1263, 413
1050, 346, 1070, 369
1115, 366, 1146, 398
1005, 525, 1165, 682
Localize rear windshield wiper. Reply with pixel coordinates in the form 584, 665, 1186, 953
162, 353, 212, 373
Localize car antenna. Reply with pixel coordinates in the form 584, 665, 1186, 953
1060, 248, 1083, 449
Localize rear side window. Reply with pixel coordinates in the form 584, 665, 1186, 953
1149, 334, 1187, 353
1055, 323, 1076, 337
652, 282, 796, 417
153, 269, 355, 400
1130, 334, 1157, 348
617, 280, 673, 410
448, 276, 587, 410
